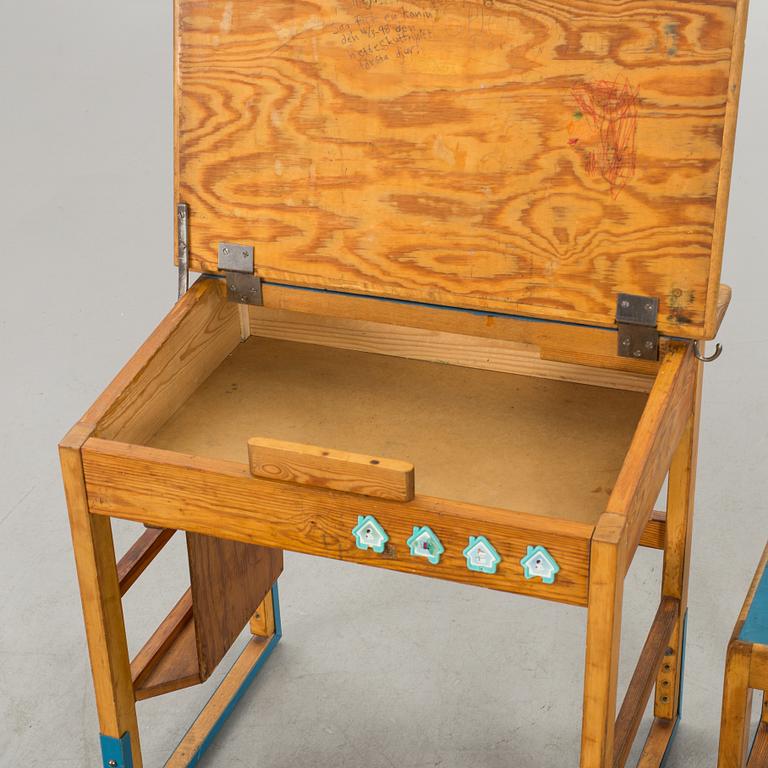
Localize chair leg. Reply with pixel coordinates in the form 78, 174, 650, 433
718, 641, 754, 768
581, 515, 627, 768
60, 440, 142, 768
748, 694, 768, 767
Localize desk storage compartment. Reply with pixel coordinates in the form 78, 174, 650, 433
77, 278, 690, 614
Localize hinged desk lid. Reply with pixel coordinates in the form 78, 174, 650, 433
175, 0, 747, 339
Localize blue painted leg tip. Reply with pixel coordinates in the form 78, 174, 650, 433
100, 732, 133, 768
659, 610, 688, 767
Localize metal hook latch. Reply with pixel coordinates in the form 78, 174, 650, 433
693, 341, 723, 363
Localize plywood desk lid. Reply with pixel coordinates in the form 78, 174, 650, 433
175, 0, 747, 340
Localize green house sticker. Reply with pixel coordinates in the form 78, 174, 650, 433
520, 546, 560, 584
352, 515, 389, 554
463, 536, 501, 574
406, 525, 444, 565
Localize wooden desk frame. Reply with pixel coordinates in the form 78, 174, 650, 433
61, 277, 703, 768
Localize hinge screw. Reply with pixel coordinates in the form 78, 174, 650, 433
242, 250, 249, 258
223, 247, 230, 256
644, 340, 655, 350
620, 299, 630, 309
621, 336, 631, 348
108, 761, 118, 767
633, 349, 642, 358
660, 695, 670, 704
645, 303, 654, 312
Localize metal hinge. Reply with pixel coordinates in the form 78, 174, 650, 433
177, 203, 189, 299
218, 243, 263, 305
616, 293, 659, 361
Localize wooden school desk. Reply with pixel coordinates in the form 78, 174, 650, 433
60, 0, 750, 765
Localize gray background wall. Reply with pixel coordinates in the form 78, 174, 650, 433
0, 2, 765, 765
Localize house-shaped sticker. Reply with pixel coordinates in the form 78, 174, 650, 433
352, 515, 389, 554
406, 525, 444, 565
520, 545, 560, 584
463, 536, 501, 574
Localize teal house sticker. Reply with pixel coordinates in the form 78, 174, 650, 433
520, 546, 560, 584
463, 536, 501, 574
352, 515, 389, 554
406, 525, 444, 565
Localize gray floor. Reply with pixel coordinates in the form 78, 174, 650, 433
1, 2, 767, 766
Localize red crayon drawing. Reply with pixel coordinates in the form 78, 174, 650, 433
568, 78, 639, 198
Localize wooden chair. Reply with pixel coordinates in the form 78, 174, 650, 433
718, 544, 768, 768
58, 0, 751, 766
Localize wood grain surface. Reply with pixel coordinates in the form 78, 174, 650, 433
256, 282, 664, 374
748, 723, 768, 768
165, 635, 277, 767
248, 436, 416, 500
116, 527, 175, 596
94, 278, 242, 444
131, 589, 201, 700
606, 342, 696, 563
59, 436, 143, 764
145, 336, 647, 525
613, 597, 678, 768
186, 533, 282, 679
82, 438, 593, 606
636, 718, 677, 768
751, 646, 768, 691
175, 0, 747, 339
248, 305, 656, 391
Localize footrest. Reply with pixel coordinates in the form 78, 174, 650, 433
166, 583, 283, 767
614, 598, 680, 768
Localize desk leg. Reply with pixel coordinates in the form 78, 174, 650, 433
250, 585, 277, 639
581, 515, 627, 768
60, 441, 142, 768
654, 362, 702, 726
